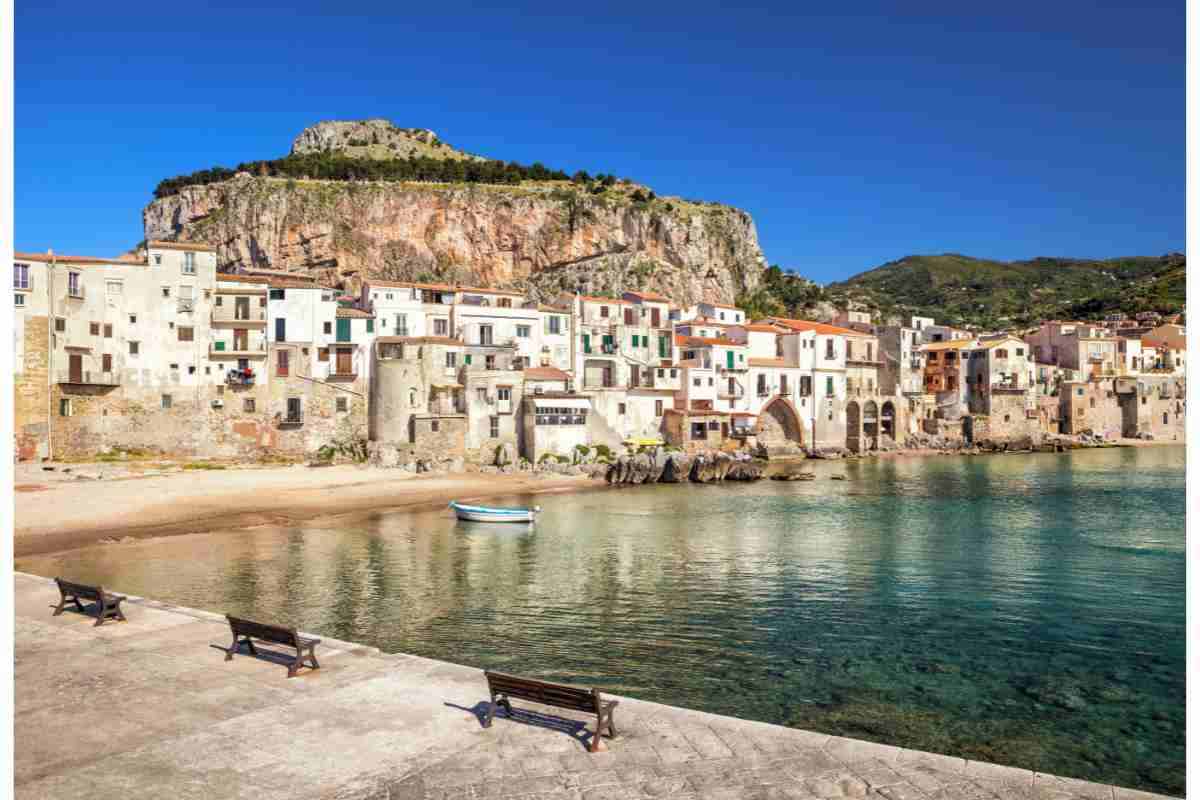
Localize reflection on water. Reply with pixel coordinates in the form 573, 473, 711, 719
18, 447, 1185, 795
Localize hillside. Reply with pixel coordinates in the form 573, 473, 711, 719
290, 120, 487, 162
142, 120, 768, 306
826, 253, 1185, 327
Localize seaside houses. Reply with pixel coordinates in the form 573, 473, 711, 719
12, 243, 1187, 462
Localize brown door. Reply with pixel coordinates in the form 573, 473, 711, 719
336, 348, 352, 375
69, 354, 82, 383
651, 308, 661, 327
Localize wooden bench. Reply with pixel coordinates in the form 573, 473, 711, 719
483, 670, 618, 752
53, 578, 126, 626
224, 615, 320, 678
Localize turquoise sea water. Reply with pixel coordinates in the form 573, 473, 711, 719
17, 446, 1185, 795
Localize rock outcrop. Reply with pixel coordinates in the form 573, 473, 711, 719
142, 124, 768, 306
605, 450, 764, 485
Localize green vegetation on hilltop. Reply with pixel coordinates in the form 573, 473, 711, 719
826, 253, 1185, 328
738, 264, 829, 319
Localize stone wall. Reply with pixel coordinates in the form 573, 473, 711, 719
980, 391, 1040, 442
14, 314, 50, 461
1060, 381, 1123, 438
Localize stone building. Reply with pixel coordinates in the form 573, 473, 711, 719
1059, 380, 1124, 438
1116, 376, 1186, 440
369, 336, 466, 462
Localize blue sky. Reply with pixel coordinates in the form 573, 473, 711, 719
15, 1, 1183, 284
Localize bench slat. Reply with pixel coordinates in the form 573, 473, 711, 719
227, 616, 300, 648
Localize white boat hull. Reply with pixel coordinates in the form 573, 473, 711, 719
450, 502, 540, 523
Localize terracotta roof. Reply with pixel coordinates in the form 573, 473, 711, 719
739, 324, 782, 333
217, 273, 270, 284
920, 340, 977, 351
524, 367, 571, 381
268, 278, 333, 290
458, 286, 525, 297
578, 295, 633, 305
702, 301, 741, 311
536, 304, 571, 313
624, 290, 670, 302
148, 240, 215, 252
748, 358, 787, 367
335, 307, 373, 318
375, 336, 462, 346
679, 316, 733, 327
762, 317, 857, 336
675, 335, 741, 347
14, 251, 143, 266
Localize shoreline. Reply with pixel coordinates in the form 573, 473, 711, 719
15, 439, 1182, 558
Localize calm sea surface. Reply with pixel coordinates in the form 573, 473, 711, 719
17, 446, 1185, 795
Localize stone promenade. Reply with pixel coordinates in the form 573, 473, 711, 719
13, 572, 1171, 800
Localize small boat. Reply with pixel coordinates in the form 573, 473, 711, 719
449, 501, 541, 523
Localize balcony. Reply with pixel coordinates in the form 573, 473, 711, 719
212, 308, 267, 327
846, 358, 883, 367
327, 370, 358, 381
277, 412, 304, 427
990, 384, 1027, 395
210, 342, 267, 359
56, 369, 120, 386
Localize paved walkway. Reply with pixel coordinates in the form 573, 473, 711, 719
14, 572, 1170, 800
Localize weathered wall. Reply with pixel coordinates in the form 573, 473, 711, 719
14, 314, 50, 461
1060, 381, 1123, 438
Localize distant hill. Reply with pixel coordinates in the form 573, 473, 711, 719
826, 253, 1185, 328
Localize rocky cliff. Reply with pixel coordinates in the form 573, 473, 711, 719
142, 123, 767, 305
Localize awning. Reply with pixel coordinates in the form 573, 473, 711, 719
533, 398, 591, 411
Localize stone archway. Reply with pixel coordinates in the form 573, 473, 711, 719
863, 401, 879, 450
846, 400, 861, 453
881, 401, 896, 442
755, 396, 805, 448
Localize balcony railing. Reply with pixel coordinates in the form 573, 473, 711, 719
226, 369, 256, 386
212, 308, 267, 325
990, 384, 1026, 394
278, 412, 304, 426
56, 369, 119, 386
328, 370, 358, 381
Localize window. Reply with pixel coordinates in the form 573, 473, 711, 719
708, 378, 714, 386
129, 341, 139, 356
800, 376, 812, 396
178, 326, 194, 342
1016, 348, 1024, 357
516, 325, 530, 338
90, 322, 100, 336
825, 339, 835, 359
446, 352, 457, 368
67, 272, 81, 297
618, 403, 627, 415
161, 394, 172, 409
286, 397, 302, 422
277, 350, 290, 377
129, 314, 137, 324
324, 322, 332, 335
846, 341, 853, 360
655, 400, 664, 416
409, 389, 418, 408
337, 397, 348, 413
162, 286, 171, 298
434, 318, 449, 336
170, 363, 179, 371
489, 416, 499, 438
693, 377, 701, 387
498, 387, 511, 403
478, 325, 494, 346
215, 296, 223, 306
548, 315, 562, 334
183, 252, 196, 274
826, 376, 834, 397
259, 297, 267, 307
780, 375, 789, 394
318, 348, 329, 362
269, 289, 284, 300
55, 317, 65, 332
1163, 413, 1169, 425
153, 253, 162, 265
757, 374, 767, 396
600, 305, 609, 318
1090, 397, 1095, 408
431, 420, 439, 432
244, 398, 256, 413
14, 293, 24, 307
59, 398, 71, 417
106, 280, 122, 295
395, 314, 408, 336
485, 354, 496, 370
275, 318, 286, 342
188, 365, 196, 375
498, 298, 512, 308
14, 263, 29, 289
102, 354, 112, 372
691, 422, 706, 440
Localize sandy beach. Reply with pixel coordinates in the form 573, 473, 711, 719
13, 462, 605, 558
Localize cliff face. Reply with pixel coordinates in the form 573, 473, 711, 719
142, 176, 766, 305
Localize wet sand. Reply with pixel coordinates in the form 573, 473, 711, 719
13, 462, 605, 558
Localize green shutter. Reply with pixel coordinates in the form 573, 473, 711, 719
366, 319, 374, 333
726, 350, 734, 369
215, 341, 225, 352
631, 335, 638, 348
659, 336, 667, 358
465, 354, 472, 365
583, 334, 591, 353
603, 334, 614, 350
336, 318, 351, 342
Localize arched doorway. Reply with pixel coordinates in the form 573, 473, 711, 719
755, 396, 805, 448
863, 401, 879, 450
881, 401, 896, 442
846, 401, 861, 453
